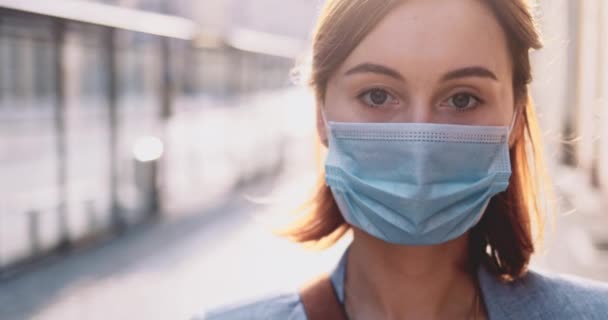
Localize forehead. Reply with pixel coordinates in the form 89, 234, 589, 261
339, 0, 512, 79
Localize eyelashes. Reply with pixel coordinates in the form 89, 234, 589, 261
356, 87, 484, 112
357, 88, 398, 108
441, 92, 484, 111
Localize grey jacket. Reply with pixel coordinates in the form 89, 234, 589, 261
197, 250, 608, 319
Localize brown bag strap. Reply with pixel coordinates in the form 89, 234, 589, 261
299, 274, 348, 320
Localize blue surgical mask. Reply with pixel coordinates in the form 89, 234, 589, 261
324, 120, 512, 245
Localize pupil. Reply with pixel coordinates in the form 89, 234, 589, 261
370, 90, 388, 105
453, 94, 470, 108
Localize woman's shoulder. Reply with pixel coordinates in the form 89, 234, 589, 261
525, 268, 608, 306
481, 266, 608, 318
192, 292, 306, 320
192, 266, 608, 319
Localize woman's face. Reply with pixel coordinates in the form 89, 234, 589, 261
319, 0, 516, 142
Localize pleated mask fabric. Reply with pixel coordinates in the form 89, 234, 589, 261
324, 121, 512, 245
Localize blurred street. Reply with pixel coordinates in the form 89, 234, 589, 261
1, 148, 608, 320
534, 166, 608, 282
2, 1, 608, 320
0, 148, 350, 320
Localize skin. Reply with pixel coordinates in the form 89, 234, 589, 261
316, 0, 519, 319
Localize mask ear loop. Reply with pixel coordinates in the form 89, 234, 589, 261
507, 106, 520, 143
320, 107, 330, 128
319, 106, 331, 147
320, 106, 332, 137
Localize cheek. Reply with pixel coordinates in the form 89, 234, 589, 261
476, 83, 517, 127
323, 81, 361, 122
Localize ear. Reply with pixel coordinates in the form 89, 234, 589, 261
316, 100, 328, 148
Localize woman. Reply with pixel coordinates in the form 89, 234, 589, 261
199, 0, 608, 319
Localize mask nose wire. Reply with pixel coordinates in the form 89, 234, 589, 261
322, 106, 519, 138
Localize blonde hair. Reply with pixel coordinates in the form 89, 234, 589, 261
283, 0, 550, 281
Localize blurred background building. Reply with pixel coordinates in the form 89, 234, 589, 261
531, 0, 608, 278
0, 0, 316, 272
0, 0, 607, 319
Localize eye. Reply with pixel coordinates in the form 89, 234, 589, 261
358, 88, 398, 108
444, 93, 482, 111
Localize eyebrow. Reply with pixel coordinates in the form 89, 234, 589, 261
441, 66, 498, 82
343, 63, 498, 82
344, 63, 405, 81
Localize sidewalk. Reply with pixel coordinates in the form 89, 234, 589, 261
1, 148, 606, 320
0, 150, 347, 320
533, 165, 608, 282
